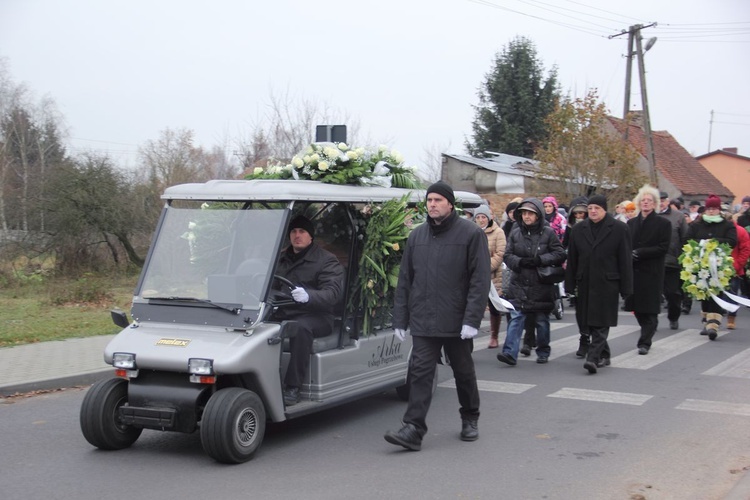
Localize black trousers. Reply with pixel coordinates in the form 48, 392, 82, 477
586, 326, 611, 363
663, 267, 683, 322
403, 336, 480, 435
284, 314, 333, 389
635, 312, 659, 349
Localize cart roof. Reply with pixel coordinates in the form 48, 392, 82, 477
162, 179, 486, 206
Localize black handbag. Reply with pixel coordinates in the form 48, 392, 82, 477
534, 243, 565, 284
537, 265, 565, 284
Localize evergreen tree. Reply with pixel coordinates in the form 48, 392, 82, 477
466, 37, 559, 158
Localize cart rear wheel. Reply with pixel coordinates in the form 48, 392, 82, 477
201, 388, 266, 464
80, 378, 142, 450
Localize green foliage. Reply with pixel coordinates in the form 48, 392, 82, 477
466, 36, 560, 158
348, 195, 425, 335
534, 89, 647, 202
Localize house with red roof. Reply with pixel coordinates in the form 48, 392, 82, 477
606, 114, 734, 205
696, 148, 750, 208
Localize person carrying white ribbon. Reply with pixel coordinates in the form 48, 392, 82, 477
686, 195, 737, 340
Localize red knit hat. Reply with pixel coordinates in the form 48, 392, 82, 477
705, 194, 721, 209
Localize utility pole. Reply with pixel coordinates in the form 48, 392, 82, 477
611, 23, 658, 186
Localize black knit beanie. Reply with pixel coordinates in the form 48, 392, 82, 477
588, 195, 608, 211
426, 181, 455, 206
289, 215, 315, 238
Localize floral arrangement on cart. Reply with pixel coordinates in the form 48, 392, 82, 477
247, 142, 426, 335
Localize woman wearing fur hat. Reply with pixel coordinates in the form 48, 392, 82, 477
473, 205, 507, 348
686, 194, 737, 339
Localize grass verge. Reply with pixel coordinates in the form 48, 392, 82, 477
0, 274, 137, 347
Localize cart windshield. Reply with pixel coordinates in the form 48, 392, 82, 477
136, 203, 287, 311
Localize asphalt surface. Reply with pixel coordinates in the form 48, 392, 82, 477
2, 314, 750, 498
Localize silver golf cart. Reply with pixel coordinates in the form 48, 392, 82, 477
79, 179, 485, 463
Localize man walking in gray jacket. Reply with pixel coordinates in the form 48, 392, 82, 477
384, 181, 490, 450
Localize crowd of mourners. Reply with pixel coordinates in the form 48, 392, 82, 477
468, 187, 750, 375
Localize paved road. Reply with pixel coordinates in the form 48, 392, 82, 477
2, 308, 750, 499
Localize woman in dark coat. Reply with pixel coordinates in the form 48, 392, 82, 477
624, 185, 671, 355
565, 195, 633, 373
496, 198, 566, 365
686, 194, 737, 339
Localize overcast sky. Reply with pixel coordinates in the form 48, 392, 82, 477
1, 0, 749, 177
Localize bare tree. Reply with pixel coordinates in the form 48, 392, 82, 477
534, 89, 646, 203
235, 88, 362, 171
419, 141, 453, 183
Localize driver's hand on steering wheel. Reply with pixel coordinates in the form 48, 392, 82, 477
291, 287, 309, 303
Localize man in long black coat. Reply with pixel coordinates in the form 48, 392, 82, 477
625, 185, 671, 355
565, 195, 633, 374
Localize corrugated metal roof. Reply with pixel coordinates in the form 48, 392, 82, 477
443, 153, 537, 177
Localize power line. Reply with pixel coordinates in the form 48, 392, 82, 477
467, 0, 610, 37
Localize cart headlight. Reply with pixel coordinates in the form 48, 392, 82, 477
113, 352, 137, 369
188, 358, 213, 376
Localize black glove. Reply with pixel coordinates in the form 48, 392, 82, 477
533, 255, 542, 266
519, 257, 536, 268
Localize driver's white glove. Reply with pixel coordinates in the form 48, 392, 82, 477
460, 325, 478, 340
291, 287, 309, 303
394, 328, 407, 341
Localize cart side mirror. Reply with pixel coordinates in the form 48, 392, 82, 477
111, 309, 130, 329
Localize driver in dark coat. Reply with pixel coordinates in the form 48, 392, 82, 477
565, 195, 633, 374
275, 215, 344, 405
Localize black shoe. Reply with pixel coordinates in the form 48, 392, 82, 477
384, 424, 422, 451
283, 386, 300, 406
584, 361, 598, 374
681, 307, 690, 315
496, 352, 517, 366
460, 419, 478, 442
575, 344, 588, 358
709, 331, 718, 341
536, 356, 548, 364
596, 358, 611, 368
670, 320, 679, 330
638, 347, 649, 355
520, 344, 531, 356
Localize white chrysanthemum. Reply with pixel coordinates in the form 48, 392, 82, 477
338, 142, 349, 151
253, 167, 264, 175
689, 275, 697, 283
318, 161, 329, 171
378, 145, 388, 152
696, 279, 707, 289
355, 147, 366, 156
346, 150, 359, 160
292, 156, 304, 168
311, 153, 320, 162
698, 269, 710, 279
390, 150, 403, 164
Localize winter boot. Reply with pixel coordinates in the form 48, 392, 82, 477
488, 314, 500, 349
727, 315, 736, 330
705, 312, 722, 341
